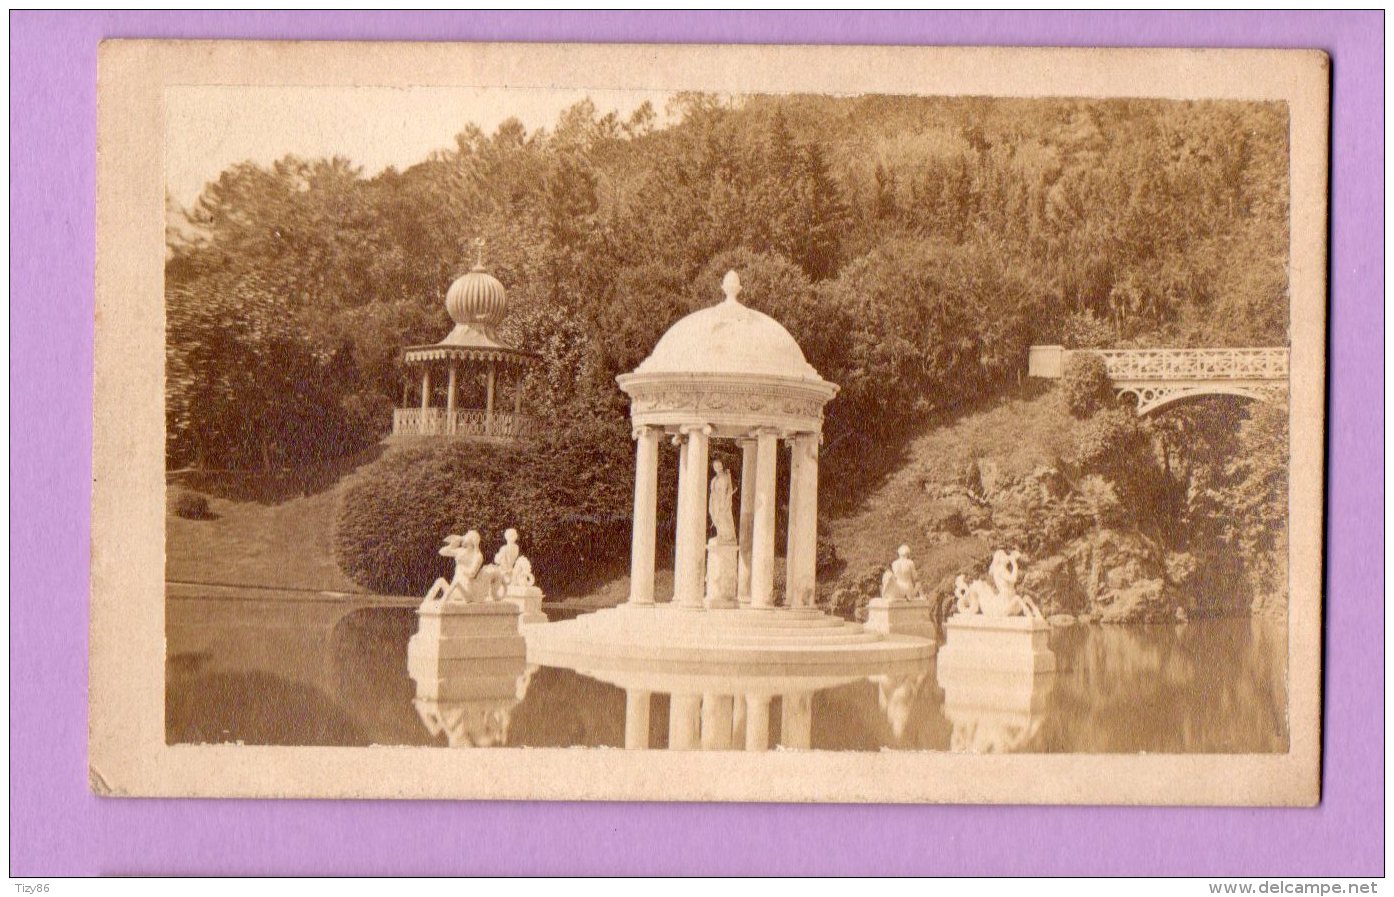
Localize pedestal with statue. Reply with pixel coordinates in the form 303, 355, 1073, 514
936, 549, 1056, 674
408, 527, 531, 699
864, 545, 937, 640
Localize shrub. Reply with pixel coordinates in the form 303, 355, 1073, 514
173, 490, 211, 520
1060, 309, 1115, 349
1061, 351, 1113, 418
334, 392, 644, 596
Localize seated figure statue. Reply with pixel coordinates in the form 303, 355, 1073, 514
493, 528, 520, 577
880, 545, 922, 602
510, 555, 535, 590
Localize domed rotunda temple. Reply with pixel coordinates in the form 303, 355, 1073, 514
392, 243, 541, 443
526, 271, 934, 686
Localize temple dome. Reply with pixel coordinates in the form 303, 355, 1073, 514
633, 273, 823, 382
445, 266, 508, 328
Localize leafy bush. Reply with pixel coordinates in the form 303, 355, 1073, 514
172, 490, 211, 520
1061, 351, 1113, 418
335, 369, 648, 596
1060, 310, 1115, 349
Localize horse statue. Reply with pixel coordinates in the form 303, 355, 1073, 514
953, 549, 1044, 619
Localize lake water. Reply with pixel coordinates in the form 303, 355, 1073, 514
166, 597, 1289, 753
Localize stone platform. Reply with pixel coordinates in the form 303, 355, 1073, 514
864, 597, 937, 640
935, 615, 1056, 674
523, 604, 934, 672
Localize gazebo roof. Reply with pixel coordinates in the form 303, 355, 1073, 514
403, 249, 539, 366
403, 323, 539, 366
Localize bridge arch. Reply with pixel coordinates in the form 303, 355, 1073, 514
1117, 383, 1286, 417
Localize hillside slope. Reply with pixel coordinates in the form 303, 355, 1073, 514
822, 385, 1074, 601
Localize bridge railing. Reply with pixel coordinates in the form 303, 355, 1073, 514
1028, 345, 1289, 382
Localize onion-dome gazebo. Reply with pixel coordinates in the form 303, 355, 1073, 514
392, 244, 541, 443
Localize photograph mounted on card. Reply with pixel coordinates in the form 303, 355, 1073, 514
90, 40, 1328, 803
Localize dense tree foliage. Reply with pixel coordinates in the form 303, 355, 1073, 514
167, 93, 1290, 597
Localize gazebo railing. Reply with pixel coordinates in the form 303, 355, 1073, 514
393, 408, 538, 440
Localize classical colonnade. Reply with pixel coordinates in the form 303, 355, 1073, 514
625, 424, 821, 610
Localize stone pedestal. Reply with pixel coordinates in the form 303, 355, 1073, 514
936, 615, 1056, 674
864, 597, 937, 640
704, 538, 739, 609
505, 584, 548, 626
407, 602, 526, 700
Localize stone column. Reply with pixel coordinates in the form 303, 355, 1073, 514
673, 424, 710, 609
513, 371, 523, 415
737, 439, 757, 605
627, 426, 660, 606
446, 363, 458, 434
749, 429, 780, 609
744, 695, 771, 751
781, 692, 813, 749
672, 432, 692, 603
419, 368, 431, 414
625, 689, 651, 750
669, 694, 701, 750
785, 432, 821, 608
700, 694, 734, 750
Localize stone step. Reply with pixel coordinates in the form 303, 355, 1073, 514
623, 610, 853, 629
610, 624, 869, 638
593, 629, 885, 648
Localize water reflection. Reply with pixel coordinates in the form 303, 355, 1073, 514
937, 666, 1053, 753
167, 595, 1287, 754
412, 658, 535, 748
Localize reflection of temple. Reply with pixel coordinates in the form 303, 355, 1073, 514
936, 665, 1054, 754
531, 648, 931, 751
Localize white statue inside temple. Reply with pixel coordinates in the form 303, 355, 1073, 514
709, 459, 737, 544
953, 549, 1044, 619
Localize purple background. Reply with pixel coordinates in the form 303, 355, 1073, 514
11, 11, 1382, 876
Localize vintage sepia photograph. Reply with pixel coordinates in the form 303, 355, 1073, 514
90, 42, 1329, 804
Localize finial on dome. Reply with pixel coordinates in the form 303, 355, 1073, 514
721, 270, 742, 304
472, 237, 486, 271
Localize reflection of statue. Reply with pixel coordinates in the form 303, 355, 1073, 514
948, 714, 1045, 754
953, 549, 1043, 619
875, 671, 927, 740
425, 529, 507, 604
416, 702, 514, 748
880, 545, 922, 602
493, 528, 520, 575
709, 460, 737, 544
